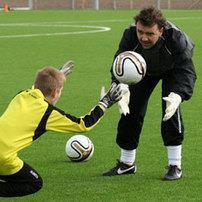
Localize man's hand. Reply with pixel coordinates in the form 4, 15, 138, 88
118, 84, 130, 115
99, 83, 122, 109
163, 92, 182, 121
59, 60, 74, 76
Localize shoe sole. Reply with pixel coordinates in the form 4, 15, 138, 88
162, 175, 182, 181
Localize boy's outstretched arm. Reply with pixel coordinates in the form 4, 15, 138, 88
44, 83, 122, 136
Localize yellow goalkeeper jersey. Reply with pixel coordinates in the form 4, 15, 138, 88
0, 88, 105, 175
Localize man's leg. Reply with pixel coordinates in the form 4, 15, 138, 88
0, 162, 43, 197
161, 107, 184, 180
161, 80, 184, 180
103, 76, 160, 176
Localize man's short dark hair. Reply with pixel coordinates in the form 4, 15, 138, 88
134, 6, 167, 29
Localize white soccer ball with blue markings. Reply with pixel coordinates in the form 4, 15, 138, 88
65, 135, 94, 162
113, 51, 146, 85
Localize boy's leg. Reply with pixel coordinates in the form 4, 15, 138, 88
0, 162, 43, 197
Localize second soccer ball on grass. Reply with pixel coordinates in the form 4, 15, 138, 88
65, 134, 94, 162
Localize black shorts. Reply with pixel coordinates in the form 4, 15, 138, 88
0, 162, 43, 197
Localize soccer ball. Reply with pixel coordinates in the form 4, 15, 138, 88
65, 135, 94, 162
112, 51, 146, 84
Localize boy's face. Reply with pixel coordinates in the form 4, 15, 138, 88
136, 21, 163, 49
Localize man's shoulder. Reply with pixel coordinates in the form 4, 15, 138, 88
164, 22, 184, 41
164, 22, 193, 42
163, 21, 194, 53
124, 25, 136, 34
122, 25, 138, 41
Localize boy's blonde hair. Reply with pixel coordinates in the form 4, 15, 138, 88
34, 67, 65, 96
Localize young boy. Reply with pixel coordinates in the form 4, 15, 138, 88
0, 63, 122, 197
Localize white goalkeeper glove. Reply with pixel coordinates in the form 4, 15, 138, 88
99, 83, 122, 109
59, 60, 74, 76
163, 92, 182, 121
118, 83, 130, 116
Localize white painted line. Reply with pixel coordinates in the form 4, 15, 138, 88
0, 23, 111, 39
170, 16, 202, 20
0, 16, 201, 39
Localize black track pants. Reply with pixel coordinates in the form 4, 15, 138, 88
0, 162, 43, 197
116, 75, 184, 150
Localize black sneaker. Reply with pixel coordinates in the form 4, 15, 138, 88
103, 160, 137, 176
163, 165, 182, 180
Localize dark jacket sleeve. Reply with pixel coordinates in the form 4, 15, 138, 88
166, 29, 197, 101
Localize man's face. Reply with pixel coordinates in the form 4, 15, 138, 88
136, 21, 163, 49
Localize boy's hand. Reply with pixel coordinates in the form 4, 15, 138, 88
59, 60, 74, 76
99, 83, 122, 109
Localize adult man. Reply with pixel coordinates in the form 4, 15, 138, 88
103, 7, 196, 180
0, 63, 122, 197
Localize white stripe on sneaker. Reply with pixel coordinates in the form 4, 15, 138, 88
117, 166, 135, 174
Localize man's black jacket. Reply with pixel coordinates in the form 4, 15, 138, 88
111, 22, 197, 101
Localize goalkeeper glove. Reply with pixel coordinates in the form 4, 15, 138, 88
59, 60, 74, 76
163, 92, 182, 121
118, 84, 130, 115
99, 83, 122, 109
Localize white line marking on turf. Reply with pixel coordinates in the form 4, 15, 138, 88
170, 16, 202, 20
0, 23, 111, 39
0, 16, 201, 39
16, 16, 201, 24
